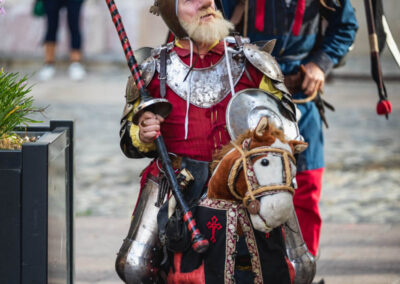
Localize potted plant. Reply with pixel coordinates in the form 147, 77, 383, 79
0, 69, 45, 149
0, 69, 75, 283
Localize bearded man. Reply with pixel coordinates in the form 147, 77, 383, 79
116, 0, 299, 283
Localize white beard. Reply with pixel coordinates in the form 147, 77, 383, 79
179, 9, 234, 45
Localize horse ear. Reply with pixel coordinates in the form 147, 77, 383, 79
289, 140, 308, 154
255, 117, 269, 137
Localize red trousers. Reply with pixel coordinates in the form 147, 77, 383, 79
293, 168, 324, 257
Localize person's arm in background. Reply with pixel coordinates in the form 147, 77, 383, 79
302, 0, 359, 96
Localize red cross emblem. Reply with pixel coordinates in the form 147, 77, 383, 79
207, 216, 222, 243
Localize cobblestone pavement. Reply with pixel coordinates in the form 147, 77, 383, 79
74, 217, 400, 284
8, 63, 400, 283
23, 64, 400, 224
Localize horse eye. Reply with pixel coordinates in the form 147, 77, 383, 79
261, 159, 269, 166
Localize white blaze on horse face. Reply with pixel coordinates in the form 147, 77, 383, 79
253, 153, 283, 185
250, 138, 295, 233
252, 138, 296, 186
250, 192, 293, 233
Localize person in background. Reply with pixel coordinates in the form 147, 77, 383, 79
37, 0, 86, 81
221, 0, 358, 260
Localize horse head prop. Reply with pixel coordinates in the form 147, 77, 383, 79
208, 117, 307, 233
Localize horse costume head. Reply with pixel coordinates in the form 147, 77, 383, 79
208, 117, 307, 233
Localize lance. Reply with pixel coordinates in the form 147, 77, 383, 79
364, 0, 392, 119
105, 0, 209, 253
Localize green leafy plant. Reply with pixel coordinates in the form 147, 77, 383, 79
0, 68, 46, 149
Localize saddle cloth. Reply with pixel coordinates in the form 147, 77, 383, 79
167, 198, 293, 284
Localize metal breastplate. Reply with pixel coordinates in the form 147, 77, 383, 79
157, 51, 245, 108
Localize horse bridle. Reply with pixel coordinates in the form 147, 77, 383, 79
228, 138, 296, 213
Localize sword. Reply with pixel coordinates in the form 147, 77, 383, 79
105, 0, 209, 254
382, 15, 400, 69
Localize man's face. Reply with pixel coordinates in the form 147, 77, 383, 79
177, 0, 216, 26
177, 0, 233, 44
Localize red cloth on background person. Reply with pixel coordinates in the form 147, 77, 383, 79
292, 0, 306, 36
293, 168, 324, 256
255, 0, 266, 32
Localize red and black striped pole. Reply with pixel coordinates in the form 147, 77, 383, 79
105, 0, 209, 254
364, 0, 392, 118
106, 0, 171, 123
106, 0, 146, 92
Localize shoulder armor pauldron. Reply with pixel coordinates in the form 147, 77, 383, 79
151, 42, 175, 57
140, 56, 157, 87
125, 54, 157, 103
243, 43, 284, 82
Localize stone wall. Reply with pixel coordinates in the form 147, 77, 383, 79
0, 0, 399, 62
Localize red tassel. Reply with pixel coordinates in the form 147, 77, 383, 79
376, 99, 392, 115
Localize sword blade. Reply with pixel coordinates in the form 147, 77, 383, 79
382, 15, 400, 69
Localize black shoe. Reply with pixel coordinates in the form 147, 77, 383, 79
312, 279, 325, 284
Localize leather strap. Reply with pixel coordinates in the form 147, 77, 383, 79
159, 46, 167, 98
284, 72, 303, 94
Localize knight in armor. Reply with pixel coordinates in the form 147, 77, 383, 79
221, 0, 358, 260
116, 0, 300, 282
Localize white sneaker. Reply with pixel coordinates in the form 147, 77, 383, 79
37, 64, 56, 81
68, 62, 87, 81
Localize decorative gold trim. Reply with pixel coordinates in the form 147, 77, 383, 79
129, 123, 156, 152
238, 209, 263, 283
199, 198, 264, 283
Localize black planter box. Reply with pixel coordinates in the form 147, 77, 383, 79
0, 120, 74, 284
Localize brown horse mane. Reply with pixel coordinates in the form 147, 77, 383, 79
210, 122, 287, 172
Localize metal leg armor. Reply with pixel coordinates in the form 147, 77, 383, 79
115, 180, 163, 284
284, 209, 316, 284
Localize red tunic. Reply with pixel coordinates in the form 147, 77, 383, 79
147, 41, 263, 162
